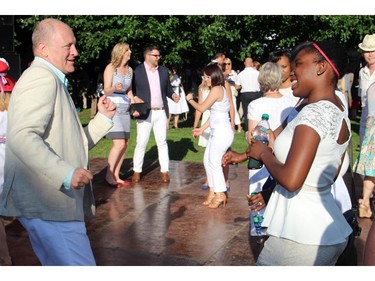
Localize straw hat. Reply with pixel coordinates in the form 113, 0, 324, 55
0, 58, 16, 93
358, 34, 375, 52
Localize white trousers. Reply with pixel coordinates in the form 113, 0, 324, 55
133, 109, 169, 173
204, 126, 234, 192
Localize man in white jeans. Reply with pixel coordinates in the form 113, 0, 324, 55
132, 45, 179, 183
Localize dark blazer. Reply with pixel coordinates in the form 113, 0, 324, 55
132, 63, 175, 119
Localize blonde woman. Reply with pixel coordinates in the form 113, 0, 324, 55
103, 43, 136, 188
224, 57, 242, 133
193, 79, 211, 148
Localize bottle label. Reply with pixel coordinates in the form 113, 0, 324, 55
254, 135, 269, 144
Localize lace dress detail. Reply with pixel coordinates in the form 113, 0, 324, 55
262, 100, 352, 245
293, 101, 348, 142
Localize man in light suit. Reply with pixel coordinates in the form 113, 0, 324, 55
0, 18, 116, 265
132, 45, 179, 183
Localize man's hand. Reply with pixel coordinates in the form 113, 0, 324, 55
97, 95, 116, 119
70, 168, 93, 189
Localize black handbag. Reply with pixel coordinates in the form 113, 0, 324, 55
129, 102, 148, 115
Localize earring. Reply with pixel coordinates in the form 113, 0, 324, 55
317, 71, 321, 75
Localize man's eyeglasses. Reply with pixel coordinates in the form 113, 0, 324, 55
148, 54, 161, 58
224, 63, 231, 65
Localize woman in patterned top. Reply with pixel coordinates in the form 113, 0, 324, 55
103, 43, 136, 188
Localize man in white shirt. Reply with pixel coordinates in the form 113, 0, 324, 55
132, 46, 179, 183
235, 57, 261, 132
358, 34, 375, 146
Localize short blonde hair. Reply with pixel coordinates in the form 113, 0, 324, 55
258, 62, 282, 93
111, 42, 130, 67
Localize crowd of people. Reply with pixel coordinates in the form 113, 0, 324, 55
0, 17, 375, 266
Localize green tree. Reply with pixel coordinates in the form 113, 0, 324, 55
14, 15, 375, 72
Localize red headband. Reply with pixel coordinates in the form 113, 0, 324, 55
312, 42, 340, 78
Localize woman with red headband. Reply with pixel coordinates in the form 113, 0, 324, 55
0, 57, 15, 266
248, 41, 352, 265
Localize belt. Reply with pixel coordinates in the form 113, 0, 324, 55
151, 107, 164, 110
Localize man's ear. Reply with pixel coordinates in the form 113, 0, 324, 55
37, 42, 49, 58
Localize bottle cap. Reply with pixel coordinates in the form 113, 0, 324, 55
261, 113, 269, 120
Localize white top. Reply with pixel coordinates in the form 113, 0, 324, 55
279, 86, 299, 104
359, 66, 375, 109
209, 86, 231, 129
263, 101, 353, 245
235, 67, 260, 92
286, 90, 352, 214
247, 95, 296, 130
367, 82, 375, 117
0, 110, 6, 138
0, 110, 7, 196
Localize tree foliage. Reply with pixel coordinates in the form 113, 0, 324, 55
15, 15, 375, 72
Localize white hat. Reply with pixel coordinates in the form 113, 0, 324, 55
358, 34, 375, 52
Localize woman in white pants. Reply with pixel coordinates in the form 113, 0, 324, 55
186, 64, 234, 208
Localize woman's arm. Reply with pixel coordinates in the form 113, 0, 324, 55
126, 68, 135, 103
103, 64, 117, 96
250, 124, 320, 192
186, 85, 222, 113
225, 81, 236, 132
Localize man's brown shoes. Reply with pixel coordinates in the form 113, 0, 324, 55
132, 172, 141, 183
132, 172, 169, 183
161, 172, 170, 183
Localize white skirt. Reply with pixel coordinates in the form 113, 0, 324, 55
167, 87, 189, 114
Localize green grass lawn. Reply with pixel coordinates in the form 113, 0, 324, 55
80, 108, 361, 166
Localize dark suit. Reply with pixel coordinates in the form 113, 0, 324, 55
132, 63, 175, 119
132, 62, 175, 174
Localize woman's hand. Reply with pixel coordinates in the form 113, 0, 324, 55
192, 127, 203, 138
246, 193, 266, 211
114, 82, 123, 91
249, 139, 272, 161
186, 93, 193, 102
222, 149, 247, 166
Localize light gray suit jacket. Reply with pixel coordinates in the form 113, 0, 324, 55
0, 59, 112, 221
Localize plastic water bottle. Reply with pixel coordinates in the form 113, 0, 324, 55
252, 211, 266, 237
248, 113, 270, 170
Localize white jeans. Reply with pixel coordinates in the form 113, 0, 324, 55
204, 125, 234, 193
133, 109, 169, 173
